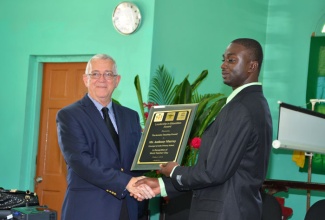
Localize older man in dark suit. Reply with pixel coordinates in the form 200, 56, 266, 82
134, 38, 273, 220
57, 54, 153, 220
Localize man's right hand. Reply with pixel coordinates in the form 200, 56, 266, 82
133, 177, 161, 199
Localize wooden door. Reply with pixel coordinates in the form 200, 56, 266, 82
35, 62, 87, 220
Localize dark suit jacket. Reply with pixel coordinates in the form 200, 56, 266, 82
56, 94, 142, 220
164, 85, 273, 220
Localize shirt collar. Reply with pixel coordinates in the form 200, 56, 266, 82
87, 94, 113, 111
226, 82, 262, 104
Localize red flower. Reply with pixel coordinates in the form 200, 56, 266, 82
143, 102, 158, 109
143, 102, 158, 120
189, 137, 201, 149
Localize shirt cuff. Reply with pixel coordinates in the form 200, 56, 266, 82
170, 165, 179, 177
158, 177, 167, 197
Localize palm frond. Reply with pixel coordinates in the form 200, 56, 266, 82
191, 70, 208, 91
173, 76, 192, 104
148, 65, 175, 105
196, 97, 226, 136
191, 90, 200, 103
191, 95, 226, 137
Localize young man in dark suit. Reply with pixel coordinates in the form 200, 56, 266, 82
133, 38, 273, 220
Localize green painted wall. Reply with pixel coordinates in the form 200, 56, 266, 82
0, 0, 155, 189
151, 0, 268, 97
1, 0, 325, 219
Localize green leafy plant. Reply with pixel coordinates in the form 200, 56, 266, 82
134, 65, 226, 175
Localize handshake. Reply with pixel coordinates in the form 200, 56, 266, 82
126, 162, 178, 201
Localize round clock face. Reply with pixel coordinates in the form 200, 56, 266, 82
112, 2, 142, 35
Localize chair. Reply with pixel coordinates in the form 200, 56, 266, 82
261, 192, 283, 220
304, 199, 325, 220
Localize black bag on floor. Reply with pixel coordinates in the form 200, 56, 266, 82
0, 187, 39, 210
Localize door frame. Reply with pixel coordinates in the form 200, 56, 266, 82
21, 55, 93, 190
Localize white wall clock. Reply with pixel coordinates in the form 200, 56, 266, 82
112, 2, 142, 35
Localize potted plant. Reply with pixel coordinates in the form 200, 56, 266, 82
135, 65, 226, 169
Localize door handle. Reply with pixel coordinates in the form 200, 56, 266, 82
35, 176, 43, 183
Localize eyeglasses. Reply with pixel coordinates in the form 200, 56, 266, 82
87, 71, 118, 80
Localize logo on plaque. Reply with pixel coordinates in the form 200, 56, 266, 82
177, 111, 188, 121
154, 113, 164, 122
166, 112, 176, 121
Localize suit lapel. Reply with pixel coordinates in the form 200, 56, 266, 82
80, 95, 120, 158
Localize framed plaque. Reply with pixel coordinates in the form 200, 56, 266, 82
131, 104, 198, 170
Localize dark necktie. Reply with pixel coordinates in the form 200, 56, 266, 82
101, 107, 120, 153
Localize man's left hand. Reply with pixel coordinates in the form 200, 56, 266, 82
159, 162, 179, 177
